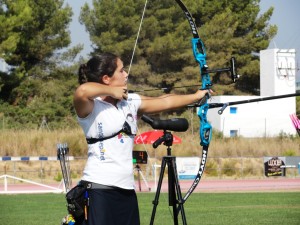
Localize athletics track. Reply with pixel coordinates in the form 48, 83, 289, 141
0, 177, 299, 194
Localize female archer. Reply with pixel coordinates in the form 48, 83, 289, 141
73, 52, 209, 225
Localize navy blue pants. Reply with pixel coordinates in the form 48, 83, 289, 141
87, 188, 140, 225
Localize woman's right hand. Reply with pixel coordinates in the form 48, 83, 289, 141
111, 86, 128, 100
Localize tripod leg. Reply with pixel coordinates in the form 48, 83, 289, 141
140, 170, 151, 191
150, 157, 167, 225
137, 167, 141, 192
171, 158, 187, 225
166, 157, 179, 225
138, 167, 151, 191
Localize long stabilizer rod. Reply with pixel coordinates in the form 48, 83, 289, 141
208, 93, 300, 115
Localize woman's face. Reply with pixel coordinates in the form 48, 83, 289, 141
108, 58, 128, 88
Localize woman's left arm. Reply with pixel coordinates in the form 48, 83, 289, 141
138, 89, 210, 114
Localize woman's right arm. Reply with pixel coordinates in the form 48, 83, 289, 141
73, 82, 127, 118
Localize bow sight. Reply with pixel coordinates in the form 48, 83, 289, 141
205, 57, 240, 83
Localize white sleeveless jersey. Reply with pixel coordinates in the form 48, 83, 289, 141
77, 93, 141, 189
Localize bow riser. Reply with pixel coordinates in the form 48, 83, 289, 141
192, 38, 212, 89
198, 104, 212, 146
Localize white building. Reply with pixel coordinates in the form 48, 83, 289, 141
0, 58, 10, 73
207, 49, 297, 137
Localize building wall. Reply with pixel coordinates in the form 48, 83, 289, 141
0, 58, 12, 73
207, 49, 297, 137
0, 58, 9, 72
207, 96, 296, 137
260, 49, 296, 96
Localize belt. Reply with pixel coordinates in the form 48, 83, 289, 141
82, 181, 117, 190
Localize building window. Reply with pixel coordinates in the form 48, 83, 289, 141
230, 130, 238, 137
230, 107, 237, 114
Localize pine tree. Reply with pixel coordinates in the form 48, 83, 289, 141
0, 0, 77, 129
80, 0, 277, 95
0, 0, 73, 101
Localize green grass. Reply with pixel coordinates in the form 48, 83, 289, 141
0, 192, 299, 225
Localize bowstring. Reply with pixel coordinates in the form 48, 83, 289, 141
127, 1, 174, 220
127, 0, 148, 76
126, 0, 156, 192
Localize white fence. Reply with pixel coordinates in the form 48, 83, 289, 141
0, 156, 74, 194
1, 156, 299, 184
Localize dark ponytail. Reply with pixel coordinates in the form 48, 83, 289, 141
78, 63, 88, 84
78, 53, 119, 85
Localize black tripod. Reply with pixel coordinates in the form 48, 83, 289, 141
150, 130, 187, 225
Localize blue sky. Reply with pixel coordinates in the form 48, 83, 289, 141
260, 0, 300, 80
260, 0, 299, 50
66, 0, 300, 79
